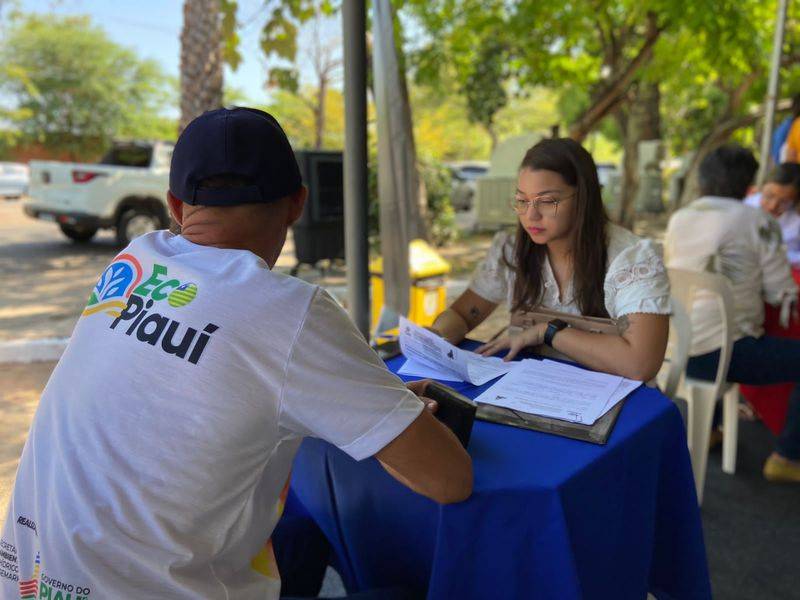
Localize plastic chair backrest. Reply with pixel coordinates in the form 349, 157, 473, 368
662, 290, 692, 399
667, 268, 736, 396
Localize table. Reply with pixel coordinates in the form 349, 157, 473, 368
739, 267, 800, 435
288, 343, 711, 599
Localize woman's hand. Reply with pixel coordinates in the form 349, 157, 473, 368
475, 323, 548, 362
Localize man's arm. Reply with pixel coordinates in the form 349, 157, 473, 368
280, 290, 472, 504
375, 406, 473, 504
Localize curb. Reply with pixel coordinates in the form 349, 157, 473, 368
0, 338, 68, 364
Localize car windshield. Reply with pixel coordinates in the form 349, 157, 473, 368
99, 144, 153, 167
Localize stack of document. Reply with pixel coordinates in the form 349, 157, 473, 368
397, 317, 515, 385
474, 359, 640, 425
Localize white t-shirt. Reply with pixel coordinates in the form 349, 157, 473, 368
1, 231, 423, 600
469, 223, 671, 319
744, 192, 800, 265
665, 196, 798, 355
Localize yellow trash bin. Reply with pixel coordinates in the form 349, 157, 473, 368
370, 239, 451, 333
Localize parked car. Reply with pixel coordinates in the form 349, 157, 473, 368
595, 162, 619, 189
0, 162, 30, 199
447, 161, 488, 211
23, 141, 172, 244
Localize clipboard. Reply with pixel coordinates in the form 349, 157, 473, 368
479, 308, 628, 444
475, 397, 627, 445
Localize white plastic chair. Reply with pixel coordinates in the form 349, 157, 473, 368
663, 268, 739, 505
659, 286, 692, 401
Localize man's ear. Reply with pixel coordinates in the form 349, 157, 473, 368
286, 185, 308, 226
167, 191, 184, 226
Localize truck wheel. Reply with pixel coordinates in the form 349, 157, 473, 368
117, 207, 162, 246
59, 223, 98, 243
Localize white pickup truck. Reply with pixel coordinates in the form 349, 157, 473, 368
23, 141, 173, 245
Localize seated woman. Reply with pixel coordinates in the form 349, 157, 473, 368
430, 138, 670, 382
744, 163, 800, 265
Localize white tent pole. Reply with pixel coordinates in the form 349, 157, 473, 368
757, 0, 789, 186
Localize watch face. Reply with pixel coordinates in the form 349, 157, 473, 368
550, 319, 568, 331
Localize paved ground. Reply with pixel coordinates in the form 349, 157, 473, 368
0, 199, 328, 341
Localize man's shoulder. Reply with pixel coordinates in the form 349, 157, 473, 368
671, 197, 754, 221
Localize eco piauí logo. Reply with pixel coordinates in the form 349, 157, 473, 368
83, 254, 219, 365
83, 256, 198, 317
82, 253, 144, 318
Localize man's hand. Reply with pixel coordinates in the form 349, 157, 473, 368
475, 323, 547, 362
405, 379, 438, 413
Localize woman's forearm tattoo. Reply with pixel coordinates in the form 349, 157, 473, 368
616, 315, 630, 335
468, 305, 481, 322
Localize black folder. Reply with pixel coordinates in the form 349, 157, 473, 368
475, 397, 628, 445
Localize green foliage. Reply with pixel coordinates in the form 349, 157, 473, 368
268, 67, 301, 94
0, 63, 36, 147
367, 153, 458, 247
407, 0, 514, 138
411, 85, 491, 161
463, 38, 509, 133
220, 0, 243, 70
258, 0, 339, 92
0, 13, 174, 158
402, 0, 776, 158
264, 86, 345, 150
655, 0, 800, 156
419, 160, 458, 245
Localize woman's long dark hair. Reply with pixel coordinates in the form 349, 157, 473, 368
508, 138, 610, 317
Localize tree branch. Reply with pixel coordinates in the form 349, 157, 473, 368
729, 70, 760, 114
568, 12, 663, 141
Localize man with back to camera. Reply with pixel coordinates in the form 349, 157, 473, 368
1, 107, 472, 599
665, 144, 800, 482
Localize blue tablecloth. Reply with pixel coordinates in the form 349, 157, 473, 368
288, 344, 711, 599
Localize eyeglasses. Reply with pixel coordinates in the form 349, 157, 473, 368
510, 193, 575, 217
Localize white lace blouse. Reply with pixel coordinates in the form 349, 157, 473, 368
469, 223, 671, 320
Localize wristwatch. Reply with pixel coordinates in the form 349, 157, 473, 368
544, 319, 569, 347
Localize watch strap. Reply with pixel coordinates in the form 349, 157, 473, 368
544, 319, 568, 347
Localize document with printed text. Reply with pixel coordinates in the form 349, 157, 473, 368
474, 359, 641, 425
397, 317, 514, 385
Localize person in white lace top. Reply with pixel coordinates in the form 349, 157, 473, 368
430, 138, 671, 382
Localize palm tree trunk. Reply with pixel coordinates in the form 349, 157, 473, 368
179, 0, 224, 133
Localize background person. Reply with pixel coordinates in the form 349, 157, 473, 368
1, 107, 472, 600
744, 163, 800, 265
430, 138, 671, 382
664, 144, 800, 482
772, 95, 800, 164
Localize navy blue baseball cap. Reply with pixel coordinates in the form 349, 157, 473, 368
169, 107, 302, 206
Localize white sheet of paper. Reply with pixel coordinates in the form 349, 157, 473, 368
474, 359, 628, 425
397, 358, 464, 381
398, 317, 513, 385
543, 359, 641, 416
